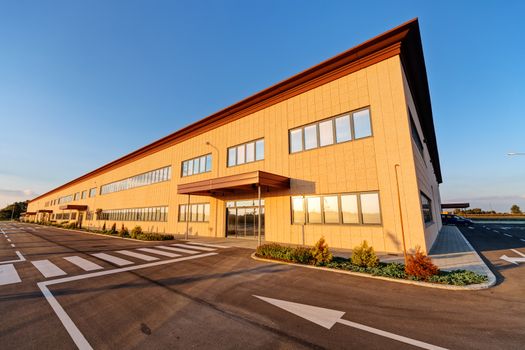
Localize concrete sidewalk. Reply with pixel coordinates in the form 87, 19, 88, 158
429, 225, 494, 277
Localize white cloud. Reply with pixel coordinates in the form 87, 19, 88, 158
0, 189, 38, 207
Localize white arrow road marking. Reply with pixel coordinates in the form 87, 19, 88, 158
254, 295, 448, 350
500, 249, 525, 265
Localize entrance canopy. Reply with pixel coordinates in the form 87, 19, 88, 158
59, 205, 88, 211
177, 170, 290, 197
37, 209, 53, 213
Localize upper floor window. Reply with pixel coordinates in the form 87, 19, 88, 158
89, 187, 97, 198
100, 166, 171, 195
182, 154, 212, 177
81, 190, 87, 199
74, 192, 80, 201
409, 111, 424, 155
58, 195, 73, 204
227, 138, 264, 167
289, 107, 372, 154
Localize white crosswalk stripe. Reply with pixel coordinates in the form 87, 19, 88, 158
32, 260, 67, 278
137, 248, 180, 258
173, 243, 216, 251
63, 256, 104, 271
116, 250, 159, 261
91, 253, 134, 266
0, 264, 21, 285
156, 246, 198, 254
187, 242, 229, 249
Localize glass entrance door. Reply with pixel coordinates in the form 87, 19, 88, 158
226, 200, 265, 238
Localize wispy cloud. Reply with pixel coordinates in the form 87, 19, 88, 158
0, 189, 38, 207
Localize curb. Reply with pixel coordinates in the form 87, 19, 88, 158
453, 226, 497, 288
251, 253, 493, 291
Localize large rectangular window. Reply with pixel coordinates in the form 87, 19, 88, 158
178, 203, 210, 222
97, 206, 168, 222
409, 111, 424, 155
182, 154, 212, 177
292, 192, 381, 225
227, 138, 264, 167
289, 107, 371, 154
81, 190, 87, 199
421, 192, 433, 224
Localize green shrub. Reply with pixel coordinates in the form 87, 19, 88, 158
109, 223, 117, 235
428, 270, 488, 286
130, 226, 143, 239
65, 222, 77, 229
102, 222, 106, 232
256, 244, 294, 261
137, 232, 174, 241
311, 237, 333, 265
351, 241, 379, 268
290, 247, 314, 264
118, 225, 129, 238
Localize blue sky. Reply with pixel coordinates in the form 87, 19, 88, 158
0, 0, 524, 212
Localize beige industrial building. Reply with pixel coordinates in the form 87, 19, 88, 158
25, 19, 443, 254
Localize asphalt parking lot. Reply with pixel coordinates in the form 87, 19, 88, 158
1, 222, 524, 349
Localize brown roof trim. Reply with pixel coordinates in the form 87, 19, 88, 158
441, 203, 470, 209
178, 171, 290, 196
31, 18, 440, 202
37, 209, 53, 213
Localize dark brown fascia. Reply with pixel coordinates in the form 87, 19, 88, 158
30, 17, 441, 203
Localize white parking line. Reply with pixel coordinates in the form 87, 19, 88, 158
521, 239, 525, 242
494, 230, 500, 233
116, 250, 159, 261
32, 260, 67, 278
37, 252, 217, 350
156, 246, 198, 254
173, 243, 216, 251
0, 251, 26, 265
137, 248, 180, 258
504, 234, 512, 237
7, 238, 11, 242
91, 253, 133, 266
10, 244, 15, 248
0, 264, 21, 285
187, 242, 230, 249
63, 256, 104, 271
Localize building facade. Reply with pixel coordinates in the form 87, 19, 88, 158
26, 19, 443, 254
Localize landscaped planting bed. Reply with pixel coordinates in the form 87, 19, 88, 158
255, 239, 488, 287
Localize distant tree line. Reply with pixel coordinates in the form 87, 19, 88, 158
0, 201, 28, 220
454, 204, 522, 215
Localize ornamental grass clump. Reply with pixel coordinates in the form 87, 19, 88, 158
405, 248, 439, 280
351, 240, 379, 268
130, 226, 142, 239
109, 223, 117, 235
311, 236, 333, 265
118, 225, 129, 238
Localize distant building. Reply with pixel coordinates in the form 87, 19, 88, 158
27, 19, 442, 253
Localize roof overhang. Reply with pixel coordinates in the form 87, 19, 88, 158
441, 203, 470, 209
37, 209, 53, 213
59, 205, 88, 211
178, 171, 290, 196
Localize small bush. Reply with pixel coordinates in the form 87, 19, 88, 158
256, 244, 294, 261
290, 247, 314, 264
65, 222, 77, 229
311, 237, 333, 265
130, 226, 143, 239
102, 222, 106, 232
137, 232, 174, 241
428, 270, 488, 286
118, 225, 129, 238
109, 223, 117, 235
351, 241, 379, 268
405, 249, 439, 280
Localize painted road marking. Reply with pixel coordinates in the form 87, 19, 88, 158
37, 252, 217, 350
116, 250, 159, 261
173, 243, 216, 251
156, 246, 198, 254
521, 239, 525, 242
7, 238, 11, 242
500, 249, 525, 265
91, 253, 133, 266
494, 230, 500, 233
468, 227, 475, 230
504, 234, 512, 237
137, 248, 180, 258
187, 242, 230, 249
63, 256, 104, 271
255, 295, 447, 350
0, 251, 27, 265
32, 260, 67, 278
10, 244, 15, 248
0, 264, 22, 285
